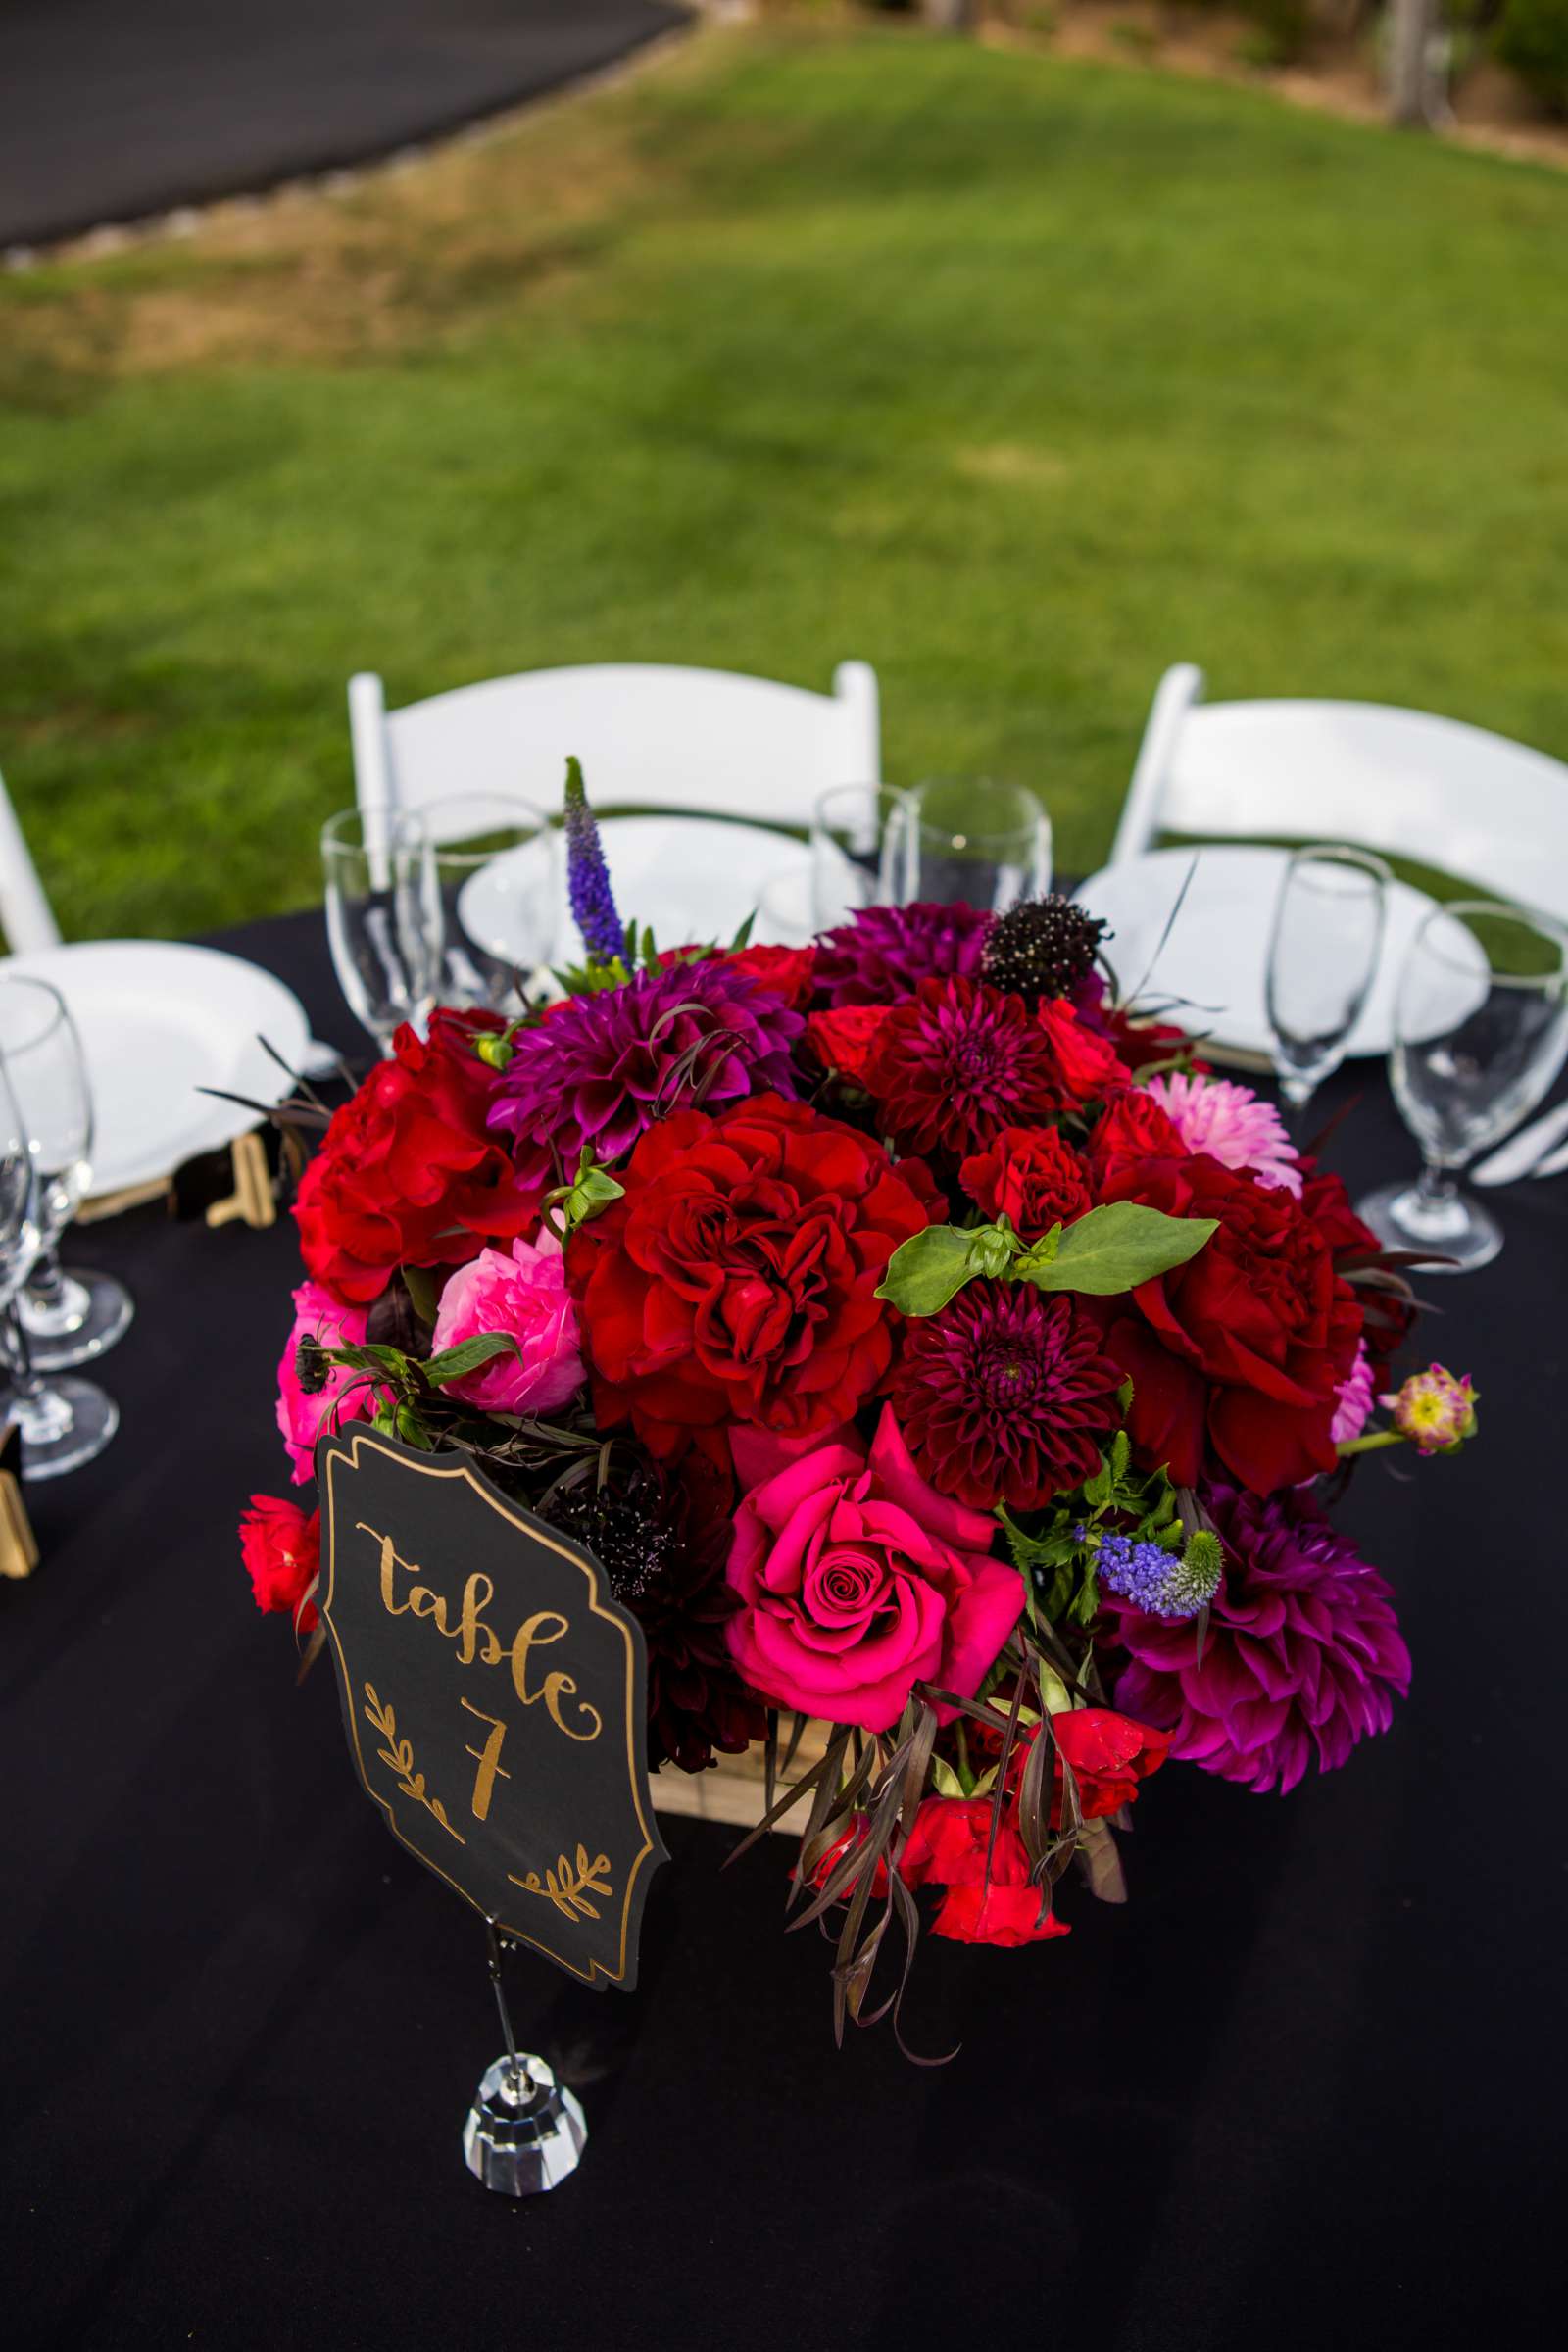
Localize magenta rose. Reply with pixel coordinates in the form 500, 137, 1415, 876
430, 1226, 584, 1417
275, 1279, 372, 1483
725, 1405, 1022, 1734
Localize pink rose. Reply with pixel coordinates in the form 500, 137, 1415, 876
725, 1404, 1023, 1734
275, 1280, 372, 1483
430, 1227, 584, 1416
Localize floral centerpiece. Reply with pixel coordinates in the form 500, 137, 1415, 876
241, 765, 1476, 2045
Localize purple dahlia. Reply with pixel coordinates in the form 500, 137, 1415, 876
885, 1279, 1124, 1512
488, 961, 803, 1192
1103, 1482, 1410, 1795
814, 900, 991, 1007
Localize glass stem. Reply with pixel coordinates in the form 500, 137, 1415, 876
3, 1301, 73, 1443
1418, 1157, 1456, 1209
26, 1250, 66, 1310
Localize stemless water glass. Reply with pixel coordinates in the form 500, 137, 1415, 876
1358, 899, 1568, 1273
0, 977, 120, 1476
810, 785, 914, 930
1265, 845, 1390, 1120
906, 778, 1051, 913
428, 793, 560, 1012
322, 805, 443, 1054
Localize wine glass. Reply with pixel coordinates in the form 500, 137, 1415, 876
0, 1052, 40, 1321
1358, 899, 1568, 1273
428, 794, 560, 1012
1265, 845, 1390, 1122
906, 778, 1051, 913
322, 805, 443, 1053
810, 785, 914, 930
0, 977, 120, 1476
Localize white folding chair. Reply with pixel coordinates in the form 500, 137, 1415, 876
1111, 664, 1568, 925
348, 661, 881, 839
0, 759, 62, 954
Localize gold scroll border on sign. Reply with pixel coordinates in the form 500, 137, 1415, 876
318, 1427, 663, 1988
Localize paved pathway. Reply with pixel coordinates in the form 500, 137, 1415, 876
0, 0, 685, 250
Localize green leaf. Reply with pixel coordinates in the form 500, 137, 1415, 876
730, 909, 757, 950
401, 1265, 442, 1328
1020, 1202, 1217, 1298
421, 1333, 522, 1387
875, 1221, 1021, 1316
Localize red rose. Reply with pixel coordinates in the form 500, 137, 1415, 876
900, 1798, 1070, 1947
1298, 1164, 1414, 1384
958, 1123, 1093, 1238
1086, 1090, 1188, 1188
239, 1494, 319, 1627
567, 1092, 934, 1454
1035, 996, 1129, 1109
1094, 1151, 1363, 1494
1039, 1707, 1172, 1823
724, 943, 817, 1008
804, 1004, 891, 1084
295, 1009, 538, 1305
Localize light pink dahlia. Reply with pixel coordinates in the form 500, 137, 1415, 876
1330, 1340, 1376, 1446
1145, 1071, 1301, 1196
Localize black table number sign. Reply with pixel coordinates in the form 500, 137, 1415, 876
316, 1427, 668, 1990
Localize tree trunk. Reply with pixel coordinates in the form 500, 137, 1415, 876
1388, 0, 1435, 125
922, 0, 977, 29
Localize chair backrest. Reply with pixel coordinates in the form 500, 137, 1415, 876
1114, 667, 1568, 925
0, 759, 62, 955
349, 661, 881, 841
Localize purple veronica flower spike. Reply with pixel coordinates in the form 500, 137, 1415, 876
564, 756, 624, 963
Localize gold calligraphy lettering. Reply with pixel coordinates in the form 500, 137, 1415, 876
460, 1696, 512, 1821
512, 1612, 603, 1742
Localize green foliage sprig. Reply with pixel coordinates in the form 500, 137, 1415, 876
875, 1201, 1217, 1317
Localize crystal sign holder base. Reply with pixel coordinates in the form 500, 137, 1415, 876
462, 1922, 587, 2197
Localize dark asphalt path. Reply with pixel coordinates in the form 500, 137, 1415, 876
0, 0, 686, 249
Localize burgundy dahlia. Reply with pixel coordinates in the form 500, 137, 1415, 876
861, 976, 1070, 1162
487, 961, 803, 1193
886, 1280, 1124, 1512
814, 901, 991, 1007
1104, 1482, 1411, 1795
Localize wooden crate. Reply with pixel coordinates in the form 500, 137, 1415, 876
650, 1721, 834, 1834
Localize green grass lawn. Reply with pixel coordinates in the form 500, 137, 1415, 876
2, 19, 1566, 940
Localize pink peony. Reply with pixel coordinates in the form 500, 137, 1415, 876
275, 1280, 372, 1483
1145, 1071, 1301, 1196
725, 1404, 1023, 1734
430, 1227, 584, 1417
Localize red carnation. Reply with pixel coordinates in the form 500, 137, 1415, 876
1035, 996, 1129, 1110
239, 1494, 319, 1628
900, 1798, 1070, 1947
296, 1009, 537, 1306
1093, 1150, 1363, 1494
1086, 1089, 1189, 1188
861, 977, 1073, 1163
724, 942, 817, 1008
567, 1092, 935, 1454
805, 1004, 891, 1084
958, 1123, 1093, 1238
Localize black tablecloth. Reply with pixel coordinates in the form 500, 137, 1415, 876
2, 908, 1563, 2348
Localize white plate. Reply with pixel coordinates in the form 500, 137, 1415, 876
0, 940, 311, 1195
1074, 846, 1455, 1059
461, 814, 812, 959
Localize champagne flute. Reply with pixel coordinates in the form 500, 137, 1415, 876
810, 785, 915, 930
0, 976, 120, 1476
428, 793, 559, 1012
322, 805, 443, 1054
906, 778, 1051, 913
1265, 845, 1390, 1123
1358, 899, 1568, 1273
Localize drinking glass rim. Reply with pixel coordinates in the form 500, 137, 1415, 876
812, 781, 912, 828
1283, 843, 1393, 887
908, 778, 1047, 849
1410, 896, 1568, 989
0, 972, 73, 1057
320, 804, 429, 856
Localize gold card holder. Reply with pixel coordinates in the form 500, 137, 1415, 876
0, 1425, 39, 1580
203, 1130, 277, 1231
75, 1127, 280, 1231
